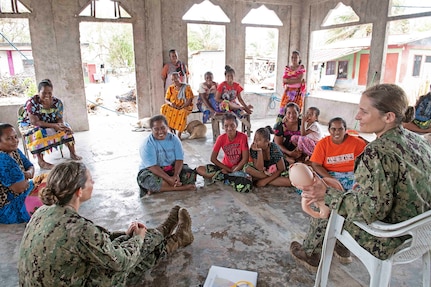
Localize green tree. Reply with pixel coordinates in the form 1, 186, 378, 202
187, 24, 224, 52
108, 33, 134, 68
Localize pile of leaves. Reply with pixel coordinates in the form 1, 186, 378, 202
0, 76, 36, 98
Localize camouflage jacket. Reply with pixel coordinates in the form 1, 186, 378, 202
325, 127, 431, 258
18, 205, 144, 287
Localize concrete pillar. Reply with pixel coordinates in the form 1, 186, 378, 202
130, 0, 164, 118
27, 0, 89, 131
366, 0, 390, 87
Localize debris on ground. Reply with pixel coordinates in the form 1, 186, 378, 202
87, 97, 103, 113
116, 89, 136, 103
116, 102, 137, 113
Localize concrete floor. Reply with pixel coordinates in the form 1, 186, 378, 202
0, 112, 424, 287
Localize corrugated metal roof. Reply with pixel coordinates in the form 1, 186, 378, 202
310, 47, 362, 63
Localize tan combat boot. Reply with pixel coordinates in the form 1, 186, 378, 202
166, 208, 194, 254
156, 205, 181, 237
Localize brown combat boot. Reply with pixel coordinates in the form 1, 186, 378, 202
290, 241, 320, 273
156, 205, 180, 237
334, 242, 352, 264
166, 208, 194, 254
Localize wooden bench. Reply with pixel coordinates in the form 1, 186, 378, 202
211, 113, 251, 142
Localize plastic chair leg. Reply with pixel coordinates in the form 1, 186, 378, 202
315, 211, 343, 287
423, 251, 431, 287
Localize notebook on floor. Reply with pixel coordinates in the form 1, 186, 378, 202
203, 265, 258, 287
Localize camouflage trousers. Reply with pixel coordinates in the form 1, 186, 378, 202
111, 229, 167, 286
302, 216, 408, 260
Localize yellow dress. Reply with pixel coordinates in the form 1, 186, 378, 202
160, 84, 194, 132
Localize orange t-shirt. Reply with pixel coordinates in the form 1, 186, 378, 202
310, 135, 366, 172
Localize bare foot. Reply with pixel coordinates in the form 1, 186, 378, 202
71, 154, 82, 160
39, 161, 54, 170
184, 184, 197, 191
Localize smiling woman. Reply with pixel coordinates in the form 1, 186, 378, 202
310, 117, 366, 191
19, 79, 82, 170
0, 123, 43, 224
137, 115, 196, 196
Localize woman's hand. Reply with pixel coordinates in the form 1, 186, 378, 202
23, 170, 33, 180
173, 174, 182, 187
250, 142, 261, 152
55, 123, 73, 134
126, 222, 137, 235
287, 149, 302, 159
322, 177, 344, 191
166, 176, 177, 187
133, 222, 147, 239
296, 177, 327, 204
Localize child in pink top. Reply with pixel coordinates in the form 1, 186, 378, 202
290, 107, 323, 156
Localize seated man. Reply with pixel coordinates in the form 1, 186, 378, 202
137, 115, 196, 196
196, 113, 252, 193
403, 88, 431, 133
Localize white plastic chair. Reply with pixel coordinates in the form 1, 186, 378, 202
315, 209, 431, 287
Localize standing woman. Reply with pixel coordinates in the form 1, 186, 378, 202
160, 72, 194, 139
290, 84, 431, 272
280, 50, 306, 114
0, 123, 43, 223
21, 79, 81, 170
161, 49, 189, 92
216, 65, 253, 118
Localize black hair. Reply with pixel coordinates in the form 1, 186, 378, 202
224, 65, 235, 75
0, 123, 14, 138
284, 102, 300, 114
150, 115, 168, 128
38, 79, 53, 93
308, 107, 320, 118
256, 126, 273, 141
222, 113, 238, 126
292, 50, 302, 65
328, 117, 347, 129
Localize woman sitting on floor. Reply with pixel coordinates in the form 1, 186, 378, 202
244, 126, 292, 187
20, 79, 81, 169
0, 123, 43, 224
19, 160, 194, 286
273, 102, 304, 164
137, 115, 196, 197
160, 72, 194, 139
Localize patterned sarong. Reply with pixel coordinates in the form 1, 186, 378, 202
20, 126, 74, 155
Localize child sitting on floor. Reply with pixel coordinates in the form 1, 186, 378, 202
290, 107, 323, 157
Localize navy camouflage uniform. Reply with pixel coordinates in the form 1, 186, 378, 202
18, 205, 166, 286
303, 127, 431, 260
